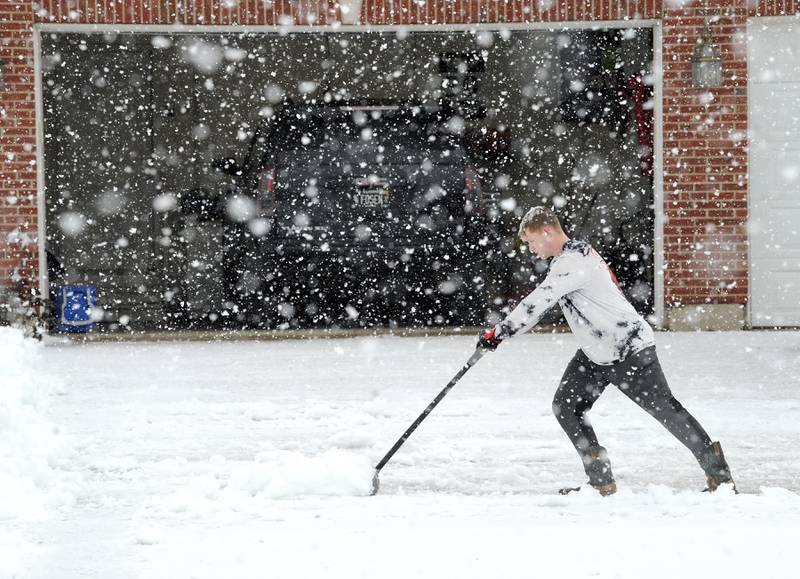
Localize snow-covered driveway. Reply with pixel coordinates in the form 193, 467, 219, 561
10, 331, 800, 578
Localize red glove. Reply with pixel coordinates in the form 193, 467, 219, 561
477, 327, 503, 351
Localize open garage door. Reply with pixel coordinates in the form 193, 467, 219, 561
749, 18, 800, 327
41, 28, 655, 332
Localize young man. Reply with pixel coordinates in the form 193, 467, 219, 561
477, 206, 735, 496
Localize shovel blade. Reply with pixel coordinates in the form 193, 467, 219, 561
369, 469, 380, 496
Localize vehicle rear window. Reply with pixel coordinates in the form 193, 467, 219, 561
264, 109, 465, 167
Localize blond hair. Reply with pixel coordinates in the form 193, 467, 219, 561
517, 206, 563, 237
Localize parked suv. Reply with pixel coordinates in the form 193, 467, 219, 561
218, 101, 496, 328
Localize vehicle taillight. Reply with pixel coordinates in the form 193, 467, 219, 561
464, 165, 481, 214
257, 169, 275, 216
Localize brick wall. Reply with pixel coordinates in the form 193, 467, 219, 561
0, 1, 38, 296
750, 0, 798, 16
661, 1, 750, 308
357, 0, 663, 23
31, 1, 663, 25
2, 0, 799, 319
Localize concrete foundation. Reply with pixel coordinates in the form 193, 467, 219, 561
667, 304, 746, 331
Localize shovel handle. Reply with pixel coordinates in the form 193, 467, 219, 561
374, 348, 487, 473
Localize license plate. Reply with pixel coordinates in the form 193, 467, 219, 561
354, 180, 390, 209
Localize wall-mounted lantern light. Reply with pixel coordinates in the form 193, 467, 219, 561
692, 20, 722, 88
0, 58, 5, 91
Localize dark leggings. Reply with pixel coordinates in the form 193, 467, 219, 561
552, 346, 712, 475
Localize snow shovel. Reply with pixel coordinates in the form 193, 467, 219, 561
370, 347, 488, 495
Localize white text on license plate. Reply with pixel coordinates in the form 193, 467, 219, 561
355, 189, 389, 208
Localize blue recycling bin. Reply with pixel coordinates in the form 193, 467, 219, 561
54, 286, 96, 333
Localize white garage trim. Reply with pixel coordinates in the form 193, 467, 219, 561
33, 27, 48, 300
32, 20, 664, 325
652, 20, 664, 328
35, 21, 659, 34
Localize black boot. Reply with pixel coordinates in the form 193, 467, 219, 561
699, 441, 736, 493
558, 446, 617, 496
584, 446, 617, 496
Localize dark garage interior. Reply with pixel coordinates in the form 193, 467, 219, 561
41, 28, 655, 331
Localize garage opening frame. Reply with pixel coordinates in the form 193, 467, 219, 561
32, 19, 665, 330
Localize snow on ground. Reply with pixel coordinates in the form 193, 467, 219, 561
0, 328, 75, 578
5, 329, 800, 578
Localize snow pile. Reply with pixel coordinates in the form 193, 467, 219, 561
225, 449, 374, 498
0, 327, 73, 520
138, 449, 376, 529
149, 449, 375, 518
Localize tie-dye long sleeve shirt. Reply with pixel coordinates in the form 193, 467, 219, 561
493, 240, 654, 365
